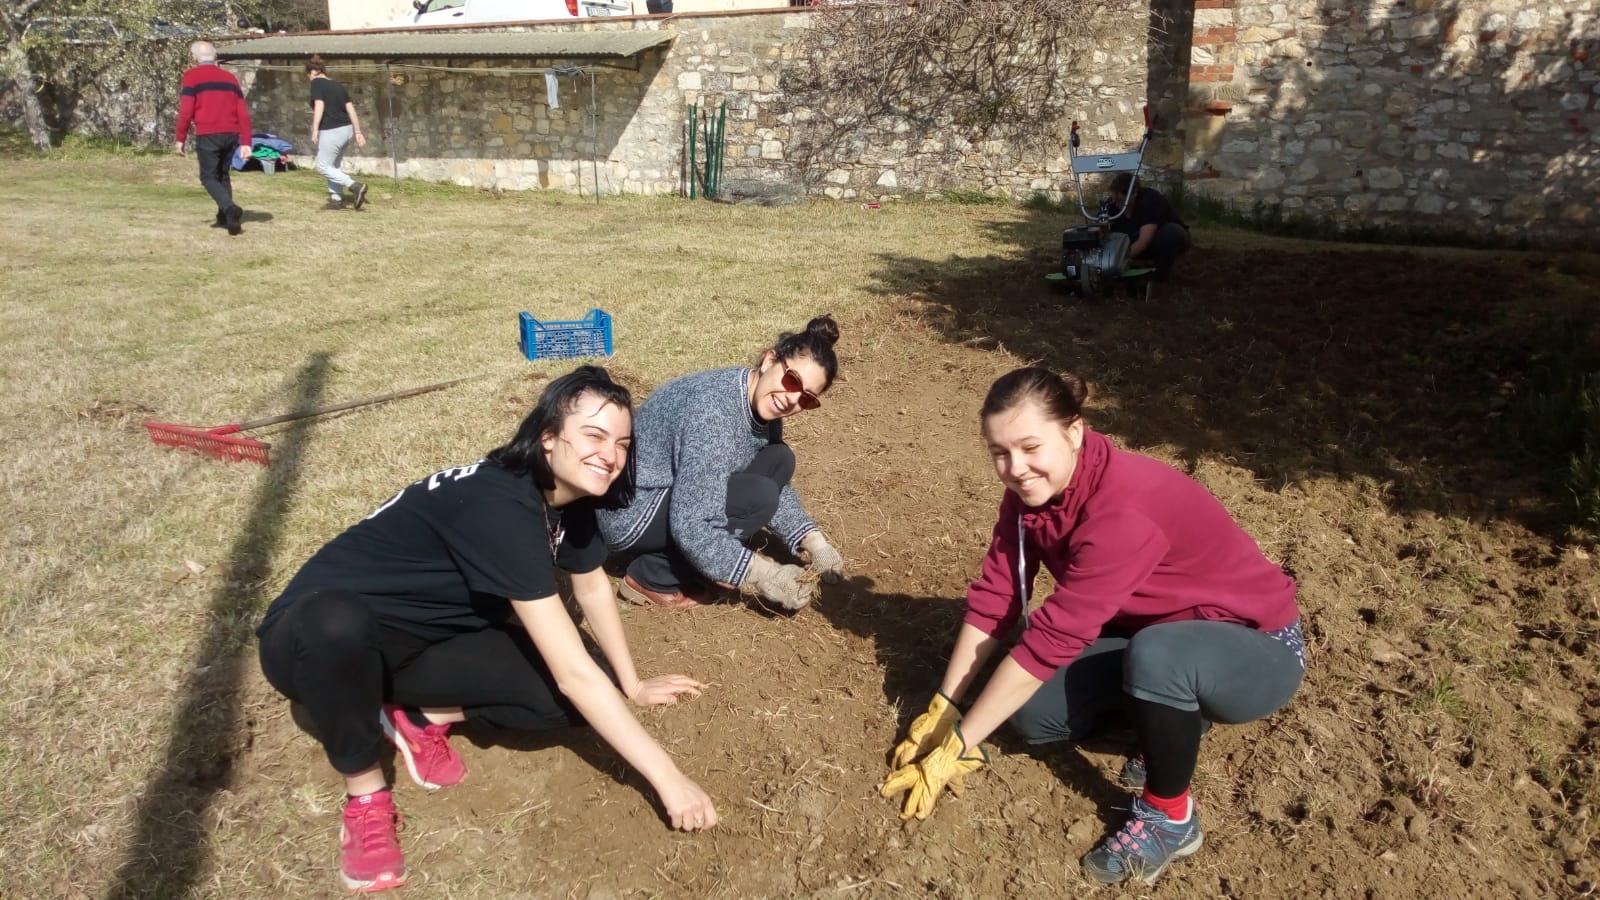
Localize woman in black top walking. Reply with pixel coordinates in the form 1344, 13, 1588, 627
306, 54, 369, 210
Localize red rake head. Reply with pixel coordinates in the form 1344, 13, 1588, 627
144, 421, 271, 466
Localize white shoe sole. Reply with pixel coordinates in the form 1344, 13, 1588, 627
380, 709, 443, 791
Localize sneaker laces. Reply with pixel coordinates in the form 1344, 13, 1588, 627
1106, 800, 1181, 860
347, 801, 404, 854
411, 722, 455, 770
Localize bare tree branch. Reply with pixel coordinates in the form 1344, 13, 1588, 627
783, 0, 1141, 176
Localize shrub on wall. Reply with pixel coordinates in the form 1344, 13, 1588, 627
31, 37, 193, 146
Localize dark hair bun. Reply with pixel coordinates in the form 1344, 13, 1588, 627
1060, 371, 1089, 408
805, 315, 840, 347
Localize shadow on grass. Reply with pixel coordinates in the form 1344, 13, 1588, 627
867, 206, 1594, 536
107, 353, 332, 900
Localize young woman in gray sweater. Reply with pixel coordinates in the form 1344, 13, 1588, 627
597, 316, 846, 610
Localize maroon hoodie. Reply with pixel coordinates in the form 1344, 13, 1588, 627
176, 64, 252, 145
963, 429, 1300, 681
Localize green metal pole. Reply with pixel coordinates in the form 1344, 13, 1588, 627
687, 102, 697, 199
699, 106, 710, 198
714, 101, 727, 199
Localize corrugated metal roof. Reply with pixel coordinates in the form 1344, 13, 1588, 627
215, 29, 673, 59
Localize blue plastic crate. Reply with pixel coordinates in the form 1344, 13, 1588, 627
518, 309, 614, 360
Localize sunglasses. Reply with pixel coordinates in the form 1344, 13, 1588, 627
780, 366, 822, 410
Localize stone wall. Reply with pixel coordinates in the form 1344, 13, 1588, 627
238, 9, 1165, 201
1180, 0, 1598, 242
12, 2, 1590, 243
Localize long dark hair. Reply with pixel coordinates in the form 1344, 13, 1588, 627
486, 365, 636, 509
981, 367, 1088, 425
767, 315, 842, 389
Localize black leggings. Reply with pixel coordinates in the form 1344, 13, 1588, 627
626, 443, 795, 592
257, 589, 583, 775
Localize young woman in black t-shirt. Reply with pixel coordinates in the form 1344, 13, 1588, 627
305, 54, 369, 210
257, 366, 715, 894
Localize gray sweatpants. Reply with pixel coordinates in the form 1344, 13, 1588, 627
1010, 619, 1304, 744
315, 124, 355, 198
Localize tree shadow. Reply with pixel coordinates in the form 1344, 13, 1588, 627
107, 353, 331, 900
865, 209, 1588, 537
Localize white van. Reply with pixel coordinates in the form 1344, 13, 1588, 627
386, 0, 632, 27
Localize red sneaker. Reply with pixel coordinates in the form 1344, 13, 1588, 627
340, 790, 405, 893
381, 705, 467, 790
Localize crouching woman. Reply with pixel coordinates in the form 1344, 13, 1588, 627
256, 366, 715, 894
883, 367, 1305, 888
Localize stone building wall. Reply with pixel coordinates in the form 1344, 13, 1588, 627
238, 9, 1165, 201
11, 3, 1590, 243
1180, 0, 1598, 242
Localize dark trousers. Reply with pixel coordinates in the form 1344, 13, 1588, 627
1009, 620, 1302, 796
195, 133, 238, 218
258, 589, 583, 775
627, 443, 794, 592
1144, 222, 1191, 282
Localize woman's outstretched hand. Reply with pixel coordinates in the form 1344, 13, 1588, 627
629, 674, 705, 706
659, 775, 719, 832
800, 531, 846, 583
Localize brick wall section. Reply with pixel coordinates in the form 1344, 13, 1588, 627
1181, 0, 1599, 244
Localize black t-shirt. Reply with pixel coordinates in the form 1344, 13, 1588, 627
309, 77, 352, 130
1113, 187, 1185, 237
261, 461, 607, 639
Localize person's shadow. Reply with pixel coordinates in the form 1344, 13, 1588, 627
809, 573, 1136, 827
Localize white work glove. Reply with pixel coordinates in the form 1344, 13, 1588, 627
800, 531, 845, 584
739, 553, 818, 611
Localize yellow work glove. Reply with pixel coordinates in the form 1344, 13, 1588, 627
890, 691, 961, 769
880, 726, 988, 820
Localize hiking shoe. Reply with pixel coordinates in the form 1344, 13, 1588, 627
340, 790, 406, 893
1120, 754, 1147, 791
322, 198, 346, 211
224, 204, 243, 235
619, 573, 702, 610
1082, 795, 1204, 886
380, 705, 466, 790
351, 182, 368, 210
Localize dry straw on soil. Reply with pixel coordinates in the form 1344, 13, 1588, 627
2, 145, 1598, 898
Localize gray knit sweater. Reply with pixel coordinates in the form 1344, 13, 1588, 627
597, 367, 816, 586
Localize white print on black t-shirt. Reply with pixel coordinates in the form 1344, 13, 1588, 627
365, 462, 484, 521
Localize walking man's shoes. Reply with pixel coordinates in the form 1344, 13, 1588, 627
224, 204, 243, 236
322, 199, 346, 211
351, 182, 368, 211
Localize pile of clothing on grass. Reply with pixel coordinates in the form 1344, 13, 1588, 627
233, 132, 297, 173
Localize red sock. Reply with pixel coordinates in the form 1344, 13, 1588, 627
1142, 788, 1191, 823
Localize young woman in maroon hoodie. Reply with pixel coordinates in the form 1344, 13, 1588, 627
882, 367, 1306, 887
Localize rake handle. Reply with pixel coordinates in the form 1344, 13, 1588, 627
234, 374, 486, 431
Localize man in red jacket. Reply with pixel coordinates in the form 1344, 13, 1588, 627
175, 41, 253, 235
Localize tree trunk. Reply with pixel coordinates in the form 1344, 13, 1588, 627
5, 34, 53, 149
